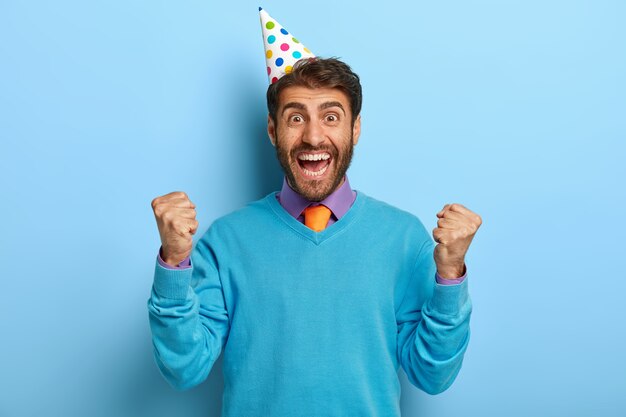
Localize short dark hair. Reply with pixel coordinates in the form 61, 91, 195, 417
266, 57, 362, 126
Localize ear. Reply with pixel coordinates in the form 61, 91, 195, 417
267, 114, 276, 147
352, 114, 361, 146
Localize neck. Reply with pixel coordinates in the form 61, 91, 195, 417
286, 176, 346, 201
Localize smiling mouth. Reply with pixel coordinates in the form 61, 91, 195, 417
296, 152, 332, 178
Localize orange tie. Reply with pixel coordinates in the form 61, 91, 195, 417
303, 204, 332, 232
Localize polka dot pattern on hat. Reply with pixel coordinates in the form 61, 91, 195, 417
259, 8, 316, 84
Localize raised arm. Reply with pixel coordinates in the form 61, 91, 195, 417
147, 191, 230, 390
397, 204, 481, 394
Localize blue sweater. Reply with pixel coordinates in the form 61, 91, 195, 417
147, 190, 472, 416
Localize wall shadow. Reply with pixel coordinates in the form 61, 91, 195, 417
118, 332, 225, 417
122, 61, 284, 417
229, 59, 284, 201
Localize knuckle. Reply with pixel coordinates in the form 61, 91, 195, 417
162, 210, 174, 222
173, 219, 185, 231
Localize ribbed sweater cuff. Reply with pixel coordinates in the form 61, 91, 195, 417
153, 256, 193, 300
430, 277, 470, 316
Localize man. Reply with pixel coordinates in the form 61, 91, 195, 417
148, 9, 481, 417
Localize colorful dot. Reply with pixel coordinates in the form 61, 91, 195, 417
266, 21, 275, 29
280, 28, 289, 35
292, 51, 302, 59
285, 65, 293, 74
267, 66, 271, 75
275, 57, 284, 67
266, 50, 273, 59
292, 37, 300, 44
303, 47, 311, 53
271, 76, 278, 83
280, 43, 290, 51
267, 35, 276, 44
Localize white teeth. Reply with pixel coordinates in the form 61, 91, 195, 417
297, 153, 330, 161
302, 164, 329, 177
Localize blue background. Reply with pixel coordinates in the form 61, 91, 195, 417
1, 1, 625, 416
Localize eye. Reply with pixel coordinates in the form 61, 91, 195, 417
325, 114, 339, 123
289, 114, 304, 123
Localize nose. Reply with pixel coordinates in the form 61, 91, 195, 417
302, 119, 326, 147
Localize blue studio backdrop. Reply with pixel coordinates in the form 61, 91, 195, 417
1, 1, 625, 416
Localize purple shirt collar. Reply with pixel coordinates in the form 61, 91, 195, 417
276, 175, 357, 220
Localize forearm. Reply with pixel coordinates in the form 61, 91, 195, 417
147, 259, 226, 390
399, 279, 472, 394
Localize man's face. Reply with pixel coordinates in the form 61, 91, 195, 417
267, 86, 361, 202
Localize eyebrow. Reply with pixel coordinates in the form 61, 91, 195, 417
281, 102, 306, 115
319, 101, 346, 115
281, 101, 346, 116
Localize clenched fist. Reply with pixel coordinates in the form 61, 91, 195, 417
432, 203, 482, 279
151, 191, 199, 267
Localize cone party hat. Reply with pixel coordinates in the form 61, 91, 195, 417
259, 7, 316, 84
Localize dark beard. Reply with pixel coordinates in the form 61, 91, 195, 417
275, 135, 354, 202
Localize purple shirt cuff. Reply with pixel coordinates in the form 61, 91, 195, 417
435, 265, 467, 285
157, 246, 191, 269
